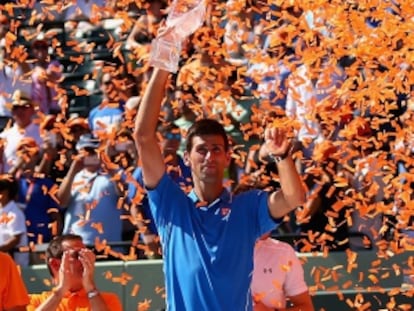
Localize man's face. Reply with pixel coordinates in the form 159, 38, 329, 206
184, 135, 230, 184
58, 239, 86, 291
11, 105, 34, 128
33, 44, 48, 61
101, 73, 119, 100
161, 132, 181, 156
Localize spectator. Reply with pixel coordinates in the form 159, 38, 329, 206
37, 115, 90, 183
285, 33, 346, 174
11, 138, 62, 254
252, 234, 314, 311
88, 70, 126, 138
30, 37, 63, 115
0, 175, 29, 267
128, 122, 192, 258
27, 234, 123, 311
0, 251, 30, 311
57, 134, 123, 257
0, 20, 31, 117
0, 89, 42, 174
296, 141, 350, 252
125, 0, 166, 51
134, 26, 306, 309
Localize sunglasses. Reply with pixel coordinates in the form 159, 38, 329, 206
164, 133, 181, 141
12, 105, 31, 111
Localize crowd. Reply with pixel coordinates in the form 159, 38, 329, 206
0, 0, 413, 265
0, 0, 413, 309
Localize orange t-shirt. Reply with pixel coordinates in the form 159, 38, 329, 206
27, 289, 123, 311
0, 252, 30, 310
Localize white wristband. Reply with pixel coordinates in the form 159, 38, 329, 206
87, 289, 99, 299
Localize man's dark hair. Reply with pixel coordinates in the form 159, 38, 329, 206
185, 119, 229, 152
45, 234, 83, 275
0, 175, 18, 201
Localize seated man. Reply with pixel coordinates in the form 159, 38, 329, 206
0, 251, 29, 311
27, 234, 123, 311
252, 234, 314, 311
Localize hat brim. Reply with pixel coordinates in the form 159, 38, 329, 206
12, 101, 32, 107
76, 141, 100, 151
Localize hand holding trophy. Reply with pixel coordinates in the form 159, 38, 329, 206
149, 0, 206, 73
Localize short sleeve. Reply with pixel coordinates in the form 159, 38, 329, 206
102, 292, 123, 311
8, 209, 27, 236
3, 253, 29, 309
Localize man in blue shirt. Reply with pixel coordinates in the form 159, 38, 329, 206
134, 29, 306, 310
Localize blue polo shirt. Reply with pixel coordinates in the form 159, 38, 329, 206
88, 101, 125, 134
17, 177, 61, 243
147, 173, 279, 311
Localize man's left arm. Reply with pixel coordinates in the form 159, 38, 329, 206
264, 127, 306, 219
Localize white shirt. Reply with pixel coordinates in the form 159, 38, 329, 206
0, 122, 43, 173
0, 65, 32, 117
252, 238, 308, 309
0, 200, 29, 266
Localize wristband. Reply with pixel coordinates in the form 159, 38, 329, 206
87, 289, 99, 299
269, 148, 291, 163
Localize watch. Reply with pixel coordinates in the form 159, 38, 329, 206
87, 289, 100, 299
269, 148, 291, 163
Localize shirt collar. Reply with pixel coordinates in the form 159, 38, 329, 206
65, 288, 87, 298
188, 188, 232, 208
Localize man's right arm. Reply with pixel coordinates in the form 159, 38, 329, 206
56, 157, 83, 207
134, 68, 170, 188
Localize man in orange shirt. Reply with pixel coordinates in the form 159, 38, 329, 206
0, 251, 29, 311
27, 234, 122, 311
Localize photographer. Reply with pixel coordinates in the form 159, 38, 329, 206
56, 134, 123, 258
27, 234, 122, 311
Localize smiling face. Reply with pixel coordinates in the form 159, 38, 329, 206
184, 134, 230, 185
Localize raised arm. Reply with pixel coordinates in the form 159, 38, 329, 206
133, 68, 169, 188
264, 127, 306, 219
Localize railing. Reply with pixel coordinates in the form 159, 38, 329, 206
19, 240, 414, 310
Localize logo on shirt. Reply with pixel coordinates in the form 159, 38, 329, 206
220, 207, 231, 221
263, 267, 272, 274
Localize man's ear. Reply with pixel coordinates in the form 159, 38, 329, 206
225, 150, 232, 168
48, 258, 61, 277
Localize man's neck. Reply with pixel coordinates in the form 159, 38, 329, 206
193, 182, 224, 204
16, 121, 31, 130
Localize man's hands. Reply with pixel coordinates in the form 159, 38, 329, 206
263, 127, 292, 158
56, 248, 97, 294
55, 251, 76, 295
79, 248, 97, 292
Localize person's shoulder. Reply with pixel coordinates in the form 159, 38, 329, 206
101, 291, 120, 298
3, 200, 24, 214
234, 188, 267, 199
261, 238, 296, 253
0, 250, 13, 263
28, 291, 53, 306
100, 291, 123, 309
